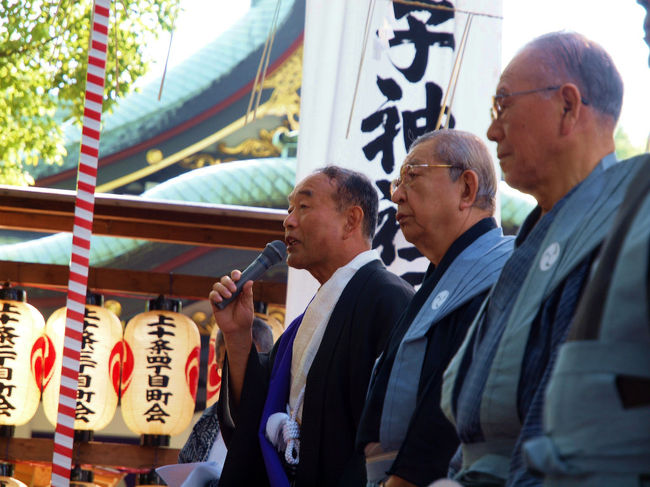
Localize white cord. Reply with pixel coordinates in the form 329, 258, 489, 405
283, 387, 305, 465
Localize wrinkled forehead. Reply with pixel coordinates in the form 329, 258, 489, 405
288, 173, 335, 203
402, 138, 437, 167
499, 47, 550, 91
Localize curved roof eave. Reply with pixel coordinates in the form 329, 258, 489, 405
33, 0, 304, 181
4, 157, 296, 266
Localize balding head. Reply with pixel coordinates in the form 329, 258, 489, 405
523, 32, 623, 123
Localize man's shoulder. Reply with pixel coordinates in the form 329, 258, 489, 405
353, 259, 413, 292
618, 152, 650, 165
591, 153, 650, 191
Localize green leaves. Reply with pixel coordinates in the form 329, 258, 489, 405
0, 0, 178, 186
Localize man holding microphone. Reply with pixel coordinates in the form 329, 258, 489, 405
211, 166, 413, 487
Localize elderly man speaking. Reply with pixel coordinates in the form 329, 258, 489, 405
357, 129, 514, 487
440, 31, 648, 487
211, 166, 413, 487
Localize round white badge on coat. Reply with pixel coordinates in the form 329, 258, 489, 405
540, 242, 561, 271
431, 290, 449, 310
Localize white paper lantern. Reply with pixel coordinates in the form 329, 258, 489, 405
121, 297, 200, 439
0, 286, 45, 427
42, 295, 123, 432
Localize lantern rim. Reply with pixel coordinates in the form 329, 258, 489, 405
71, 465, 94, 482
0, 462, 13, 477
0, 285, 26, 302
140, 434, 170, 447
147, 295, 182, 313
85, 292, 104, 306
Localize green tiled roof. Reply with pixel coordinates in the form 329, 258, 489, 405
32, 0, 300, 180
0, 157, 296, 265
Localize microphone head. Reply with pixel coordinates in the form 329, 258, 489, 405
262, 240, 287, 266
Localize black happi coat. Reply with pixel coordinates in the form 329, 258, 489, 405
218, 260, 414, 487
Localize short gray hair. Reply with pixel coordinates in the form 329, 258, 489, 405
314, 166, 378, 240
526, 31, 623, 122
409, 129, 497, 213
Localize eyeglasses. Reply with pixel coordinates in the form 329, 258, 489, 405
490, 85, 590, 121
390, 163, 455, 196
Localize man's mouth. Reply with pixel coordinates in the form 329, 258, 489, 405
395, 213, 410, 224
285, 236, 300, 249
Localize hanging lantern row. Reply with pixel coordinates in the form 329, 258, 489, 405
0, 284, 200, 441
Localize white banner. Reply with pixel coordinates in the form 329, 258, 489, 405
288, 0, 502, 322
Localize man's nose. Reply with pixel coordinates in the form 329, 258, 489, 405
391, 184, 405, 204
283, 212, 294, 229
487, 118, 503, 143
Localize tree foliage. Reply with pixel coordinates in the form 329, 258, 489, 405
614, 126, 645, 160
0, 0, 178, 185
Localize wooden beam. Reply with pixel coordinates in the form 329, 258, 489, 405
0, 185, 286, 250
0, 261, 287, 304
0, 437, 180, 470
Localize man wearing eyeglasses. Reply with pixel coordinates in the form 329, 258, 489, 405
210, 166, 414, 487
519, 12, 650, 486
440, 31, 648, 487
357, 129, 514, 487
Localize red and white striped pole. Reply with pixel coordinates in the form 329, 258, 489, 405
50, 1, 110, 485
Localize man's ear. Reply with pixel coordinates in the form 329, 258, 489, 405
559, 83, 582, 135
343, 205, 364, 238
459, 170, 479, 210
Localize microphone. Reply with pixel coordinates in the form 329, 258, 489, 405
215, 240, 287, 310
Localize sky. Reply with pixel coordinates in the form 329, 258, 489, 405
501, 0, 650, 147
145, 0, 650, 147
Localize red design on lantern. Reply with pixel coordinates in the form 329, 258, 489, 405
206, 334, 221, 405
31, 335, 56, 391
120, 340, 135, 394
185, 346, 200, 401
109, 341, 125, 396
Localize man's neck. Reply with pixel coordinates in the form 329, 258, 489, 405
310, 244, 372, 284
421, 210, 491, 265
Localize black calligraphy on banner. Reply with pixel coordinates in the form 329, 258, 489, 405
363, 0, 456, 285
372, 180, 399, 264
361, 77, 401, 174
76, 307, 100, 423
0, 303, 19, 417
389, 10, 455, 82
145, 314, 176, 423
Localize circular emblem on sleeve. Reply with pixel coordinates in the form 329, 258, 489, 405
431, 290, 450, 310
540, 242, 561, 271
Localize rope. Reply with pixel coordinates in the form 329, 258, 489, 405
345, 0, 377, 139
246, 0, 282, 124
157, 0, 181, 101
283, 387, 305, 465
253, 0, 282, 121
435, 12, 473, 130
